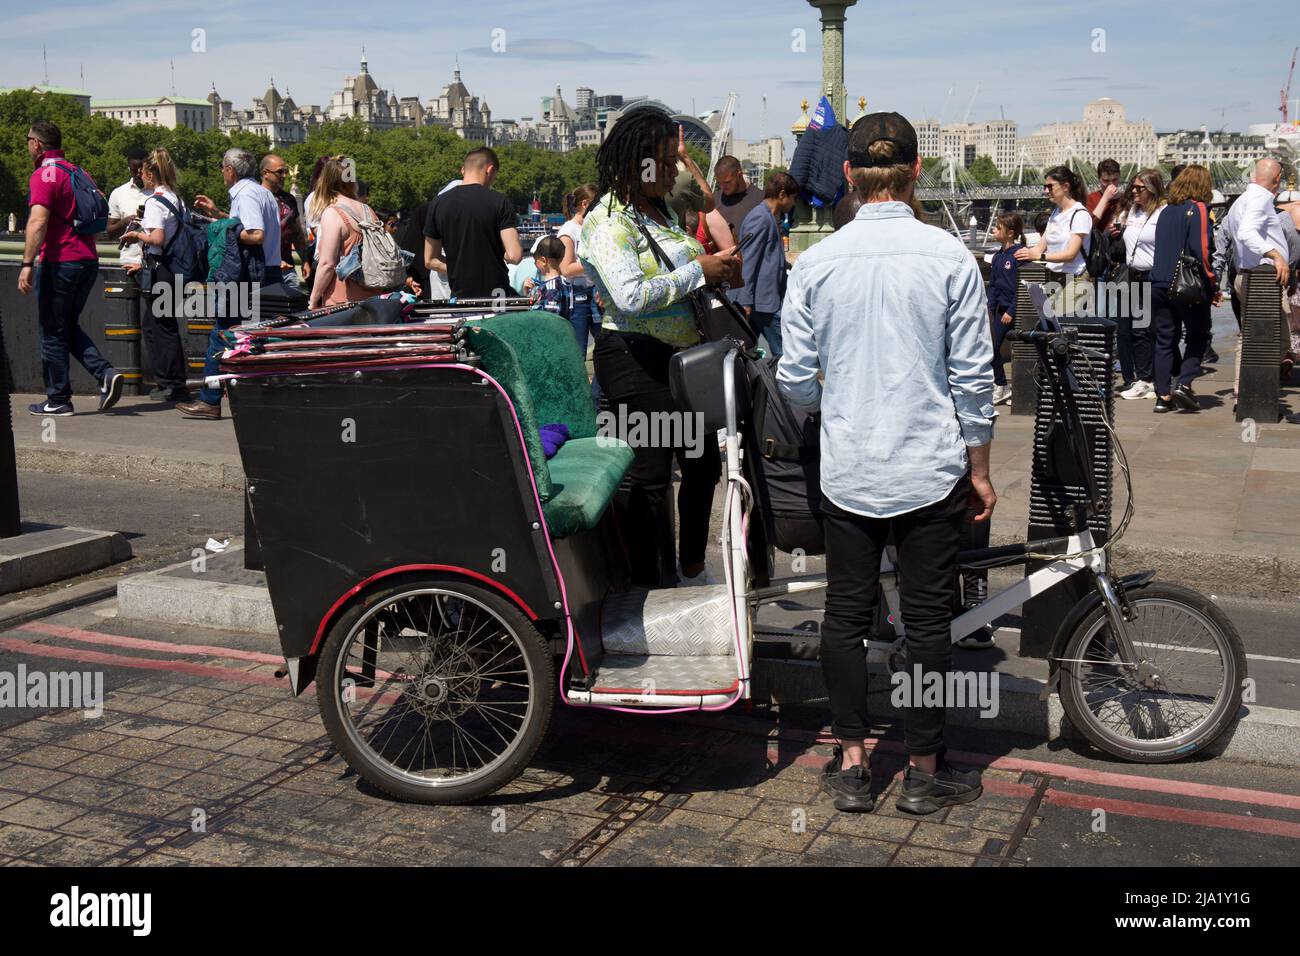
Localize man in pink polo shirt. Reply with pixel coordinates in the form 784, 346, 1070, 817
17, 120, 123, 416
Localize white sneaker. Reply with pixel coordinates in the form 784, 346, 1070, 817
677, 564, 720, 587
1120, 380, 1152, 400
992, 385, 1012, 405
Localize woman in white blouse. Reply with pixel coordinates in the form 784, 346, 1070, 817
1017, 164, 1093, 316
120, 148, 190, 402
1115, 169, 1165, 399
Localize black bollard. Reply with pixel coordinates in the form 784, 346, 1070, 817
1009, 263, 1047, 416
0, 303, 23, 537
1236, 264, 1285, 424
1019, 315, 1116, 658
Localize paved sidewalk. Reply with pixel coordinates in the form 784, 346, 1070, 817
1, 603, 1298, 867
10, 316, 1300, 597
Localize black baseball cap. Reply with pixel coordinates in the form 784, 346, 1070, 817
847, 112, 919, 168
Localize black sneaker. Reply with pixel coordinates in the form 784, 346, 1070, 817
955, 626, 996, 650
1171, 384, 1198, 411
896, 760, 983, 816
27, 401, 73, 417
1204, 347, 1219, 365
148, 387, 171, 402
99, 370, 124, 411
1153, 396, 1173, 413
821, 745, 875, 813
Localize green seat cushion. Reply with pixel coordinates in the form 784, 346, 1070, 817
542, 437, 634, 538
469, 311, 598, 439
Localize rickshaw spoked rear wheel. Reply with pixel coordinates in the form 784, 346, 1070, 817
317, 576, 555, 804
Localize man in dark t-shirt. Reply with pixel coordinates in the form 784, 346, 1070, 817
423, 147, 522, 298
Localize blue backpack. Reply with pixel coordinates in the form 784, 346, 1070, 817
147, 193, 209, 280
50, 161, 109, 235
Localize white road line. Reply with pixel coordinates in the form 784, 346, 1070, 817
996, 626, 1300, 666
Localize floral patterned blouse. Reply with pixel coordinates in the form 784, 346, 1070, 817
579, 192, 706, 348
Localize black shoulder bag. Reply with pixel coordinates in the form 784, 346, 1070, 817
1168, 205, 1208, 308
632, 213, 758, 347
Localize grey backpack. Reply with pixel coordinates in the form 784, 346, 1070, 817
332, 204, 407, 291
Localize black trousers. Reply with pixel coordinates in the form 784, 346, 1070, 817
593, 329, 721, 587
820, 474, 969, 755
1151, 286, 1212, 396
1115, 268, 1154, 384
143, 261, 190, 393
988, 306, 1012, 387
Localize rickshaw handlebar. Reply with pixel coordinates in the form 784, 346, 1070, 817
1004, 328, 1108, 362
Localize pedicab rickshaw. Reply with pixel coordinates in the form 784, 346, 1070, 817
216, 294, 1245, 804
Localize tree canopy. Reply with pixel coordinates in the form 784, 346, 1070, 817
4, 91, 731, 227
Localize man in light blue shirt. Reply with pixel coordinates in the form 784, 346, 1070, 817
194, 148, 281, 286
778, 112, 997, 815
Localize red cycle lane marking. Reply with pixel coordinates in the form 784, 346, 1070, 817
20, 622, 285, 666
0, 635, 286, 688
777, 745, 1300, 839
791, 735, 1300, 812
1042, 788, 1300, 840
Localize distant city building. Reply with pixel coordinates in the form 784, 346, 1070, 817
328, 54, 404, 130
1019, 98, 1158, 169
1157, 127, 1269, 171
732, 136, 787, 169
91, 95, 216, 132
210, 82, 315, 147
1246, 122, 1300, 165
913, 118, 1018, 173
491, 85, 578, 151
425, 66, 492, 141
1, 84, 92, 112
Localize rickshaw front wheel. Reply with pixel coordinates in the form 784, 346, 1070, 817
317, 576, 555, 804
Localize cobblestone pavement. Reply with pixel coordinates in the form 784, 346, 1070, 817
1, 610, 1297, 867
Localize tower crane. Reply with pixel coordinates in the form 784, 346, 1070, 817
708, 91, 738, 189
1282, 47, 1297, 124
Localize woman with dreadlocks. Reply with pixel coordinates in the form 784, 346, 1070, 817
580, 108, 742, 588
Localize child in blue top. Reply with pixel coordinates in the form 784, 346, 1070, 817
986, 213, 1025, 405
528, 235, 572, 320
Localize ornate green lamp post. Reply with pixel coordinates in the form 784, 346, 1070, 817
788, 0, 857, 254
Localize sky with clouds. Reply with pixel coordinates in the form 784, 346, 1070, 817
1, 0, 1293, 153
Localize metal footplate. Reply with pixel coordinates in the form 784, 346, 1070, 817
600, 585, 736, 656
568, 585, 744, 707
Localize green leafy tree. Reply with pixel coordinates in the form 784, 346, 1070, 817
968, 154, 1001, 185
2, 89, 634, 229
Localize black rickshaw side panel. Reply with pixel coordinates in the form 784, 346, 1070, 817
228, 364, 565, 694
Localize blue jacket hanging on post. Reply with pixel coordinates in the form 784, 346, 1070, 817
789, 124, 849, 208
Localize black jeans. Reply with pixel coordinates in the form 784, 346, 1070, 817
143, 260, 190, 394
1116, 269, 1154, 384
35, 259, 112, 405
1152, 286, 1212, 396
593, 329, 721, 587
820, 474, 969, 756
